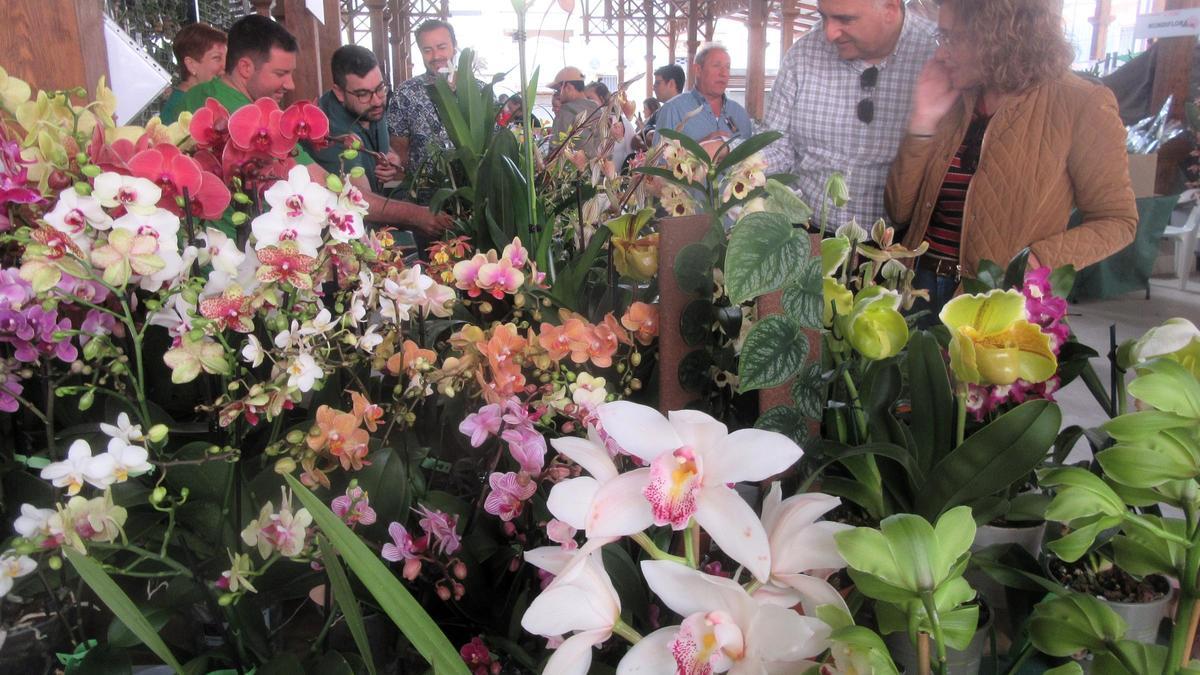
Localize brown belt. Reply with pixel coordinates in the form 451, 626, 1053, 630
915, 256, 961, 281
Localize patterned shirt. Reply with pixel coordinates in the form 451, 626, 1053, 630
761, 14, 936, 229
654, 89, 753, 144
386, 72, 451, 175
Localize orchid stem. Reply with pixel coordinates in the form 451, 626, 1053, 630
631, 532, 688, 565
612, 619, 643, 645
686, 521, 701, 569
955, 389, 967, 448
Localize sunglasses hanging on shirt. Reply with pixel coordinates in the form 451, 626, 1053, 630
857, 66, 878, 124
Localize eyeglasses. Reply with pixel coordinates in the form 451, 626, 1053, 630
857, 66, 878, 125
343, 82, 390, 103
933, 29, 961, 49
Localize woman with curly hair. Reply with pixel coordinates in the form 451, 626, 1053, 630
886, 0, 1136, 318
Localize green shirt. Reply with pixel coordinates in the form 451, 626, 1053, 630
159, 87, 188, 125
305, 90, 390, 193
182, 78, 314, 165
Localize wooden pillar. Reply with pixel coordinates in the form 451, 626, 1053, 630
366, 0, 389, 80
250, 0, 273, 16
2, 0, 110, 100
746, 0, 768, 119
618, 0, 627, 87
388, 0, 402, 86
1088, 0, 1113, 61
780, 0, 798, 59
1151, 0, 1200, 193
687, 0, 701, 72
278, 0, 321, 102
646, 0, 656, 99
319, 0, 342, 92
396, 0, 413, 84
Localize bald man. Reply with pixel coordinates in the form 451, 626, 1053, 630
547, 66, 597, 152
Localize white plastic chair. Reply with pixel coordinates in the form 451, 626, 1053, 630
1165, 189, 1200, 290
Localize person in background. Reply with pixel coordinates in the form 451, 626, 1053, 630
633, 97, 660, 152
761, 0, 936, 229
386, 19, 458, 189
886, 0, 1136, 319
305, 45, 401, 196
183, 15, 451, 238
497, 94, 540, 129
585, 81, 636, 170
160, 23, 226, 124
548, 67, 597, 152
652, 43, 751, 152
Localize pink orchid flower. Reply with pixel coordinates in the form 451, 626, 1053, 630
459, 403, 503, 447
483, 472, 537, 521
279, 100, 330, 144
476, 258, 525, 299
228, 98, 293, 159
381, 521, 417, 561
331, 486, 377, 527
415, 505, 461, 556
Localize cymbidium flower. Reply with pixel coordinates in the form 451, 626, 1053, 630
522, 546, 621, 675
1130, 317, 1200, 378
940, 289, 1057, 387
617, 561, 832, 674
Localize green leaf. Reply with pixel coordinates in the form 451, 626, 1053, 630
1098, 434, 1200, 487
63, 549, 183, 673
673, 242, 716, 296
1003, 248, 1032, 289
107, 606, 171, 649
284, 474, 469, 675
915, 400, 1060, 520
318, 537, 377, 675
657, 128, 713, 168
725, 211, 808, 304
1049, 265, 1078, 300
906, 331, 954, 475
1112, 515, 1187, 578
1093, 641, 1170, 675
782, 259, 823, 330
714, 131, 782, 174
790, 362, 825, 420
974, 260, 1005, 290
680, 299, 714, 347
1029, 592, 1128, 657
755, 405, 807, 445
738, 314, 807, 391
66, 644, 131, 675
1128, 358, 1200, 418
763, 179, 813, 225
1045, 514, 1122, 562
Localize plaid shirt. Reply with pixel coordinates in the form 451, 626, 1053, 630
386, 72, 451, 175
762, 14, 937, 229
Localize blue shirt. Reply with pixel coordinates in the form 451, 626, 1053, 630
653, 89, 753, 145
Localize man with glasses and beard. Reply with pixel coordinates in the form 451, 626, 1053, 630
761, 0, 936, 229
307, 45, 402, 195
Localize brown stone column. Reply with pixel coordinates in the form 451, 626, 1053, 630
746, 0, 768, 119
656, 215, 712, 413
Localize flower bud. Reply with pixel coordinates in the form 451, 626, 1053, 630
350, 138, 363, 150
274, 457, 297, 474
479, 302, 493, 314
403, 558, 422, 580
616, 363, 626, 374
341, 149, 359, 161
436, 583, 452, 602
286, 429, 306, 445
150, 487, 168, 505
452, 582, 464, 600
207, 445, 223, 455
81, 164, 102, 178
230, 212, 249, 226
631, 352, 642, 366
75, 152, 89, 165
325, 175, 345, 193
218, 593, 236, 606
233, 191, 252, 205
175, 195, 187, 209
180, 487, 190, 500
74, 182, 92, 196
349, 166, 366, 179
79, 390, 95, 411
147, 424, 169, 443
452, 561, 467, 579
182, 286, 200, 305
630, 378, 642, 391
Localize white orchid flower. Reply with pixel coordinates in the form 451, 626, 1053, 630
522, 545, 621, 675
286, 352, 322, 392
40, 439, 117, 495
105, 437, 153, 481
13, 503, 56, 541
262, 164, 333, 221
199, 228, 246, 277
241, 334, 265, 367
251, 209, 324, 258
44, 189, 112, 247
111, 207, 181, 244
617, 561, 832, 674
100, 412, 144, 443
757, 483, 852, 607
0, 551, 37, 597
93, 172, 161, 214
590, 402, 804, 582
357, 325, 383, 352
299, 308, 337, 336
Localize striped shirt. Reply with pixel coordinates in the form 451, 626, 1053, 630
761, 14, 937, 229
925, 112, 991, 262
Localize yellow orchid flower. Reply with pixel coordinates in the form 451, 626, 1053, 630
606, 208, 659, 282
0, 66, 32, 112
940, 289, 1057, 386
823, 277, 854, 327
845, 288, 910, 360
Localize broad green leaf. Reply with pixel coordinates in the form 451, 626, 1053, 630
782, 271, 824, 331
1045, 514, 1122, 562
755, 405, 807, 445
726, 211, 808, 303
1128, 358, 1200, 418
680, 299, 714, 347
107, 606, 171, 649
738, 314, 808, 391
1098, 433, 1200, 487
763, 179, 813, 225
1002, 249, 1032, 289
1049, 265, 1078, 299
318, 537, 377, 675
1040, 467, 1128, 522
64, 549, 183, 673
673, 242, 716, 295
1103, 410, 1196, 441
821, 237, 851, 277
1112, 515, 1186, 578
915, 401, 1060, 520
284, 475, 469, 675
714, 131, 782, 174
66, 645, 131, 675
1093, 640, 1169, 675
790, 363, 825, 420
1029, 592, 1127, 657
929, 507, 976, 583
1045, 665, 1084, 675
906, 331, 954, 474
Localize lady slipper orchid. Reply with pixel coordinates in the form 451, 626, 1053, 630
617, 561, 832, 674
940, 289, 1057, 386
844, 289, 909, 361
522, 546, 622, 675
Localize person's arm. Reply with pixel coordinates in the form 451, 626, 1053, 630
304, 163, 452, 237
386, 87, 414, 169
390, 136, 411, 169
1027, 85, 1137, 269
885, 60, 958, 226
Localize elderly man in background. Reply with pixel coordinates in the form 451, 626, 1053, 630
387, 19, 457, 188
653, 43, 752, 151
548, 66, 597, 151
761, 0, 936, 228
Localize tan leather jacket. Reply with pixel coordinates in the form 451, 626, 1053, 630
886, 73, 1137, 277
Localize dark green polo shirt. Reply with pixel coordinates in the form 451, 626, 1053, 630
305, 90, 390, 194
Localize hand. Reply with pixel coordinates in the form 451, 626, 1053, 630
374, 151, 402, 184
699, 131, 732, 161
411, 208, 454, 238
909, 60, 958, 135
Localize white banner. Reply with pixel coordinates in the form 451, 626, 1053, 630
1134, 9, 1200, 40
103, 16, 171, 125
